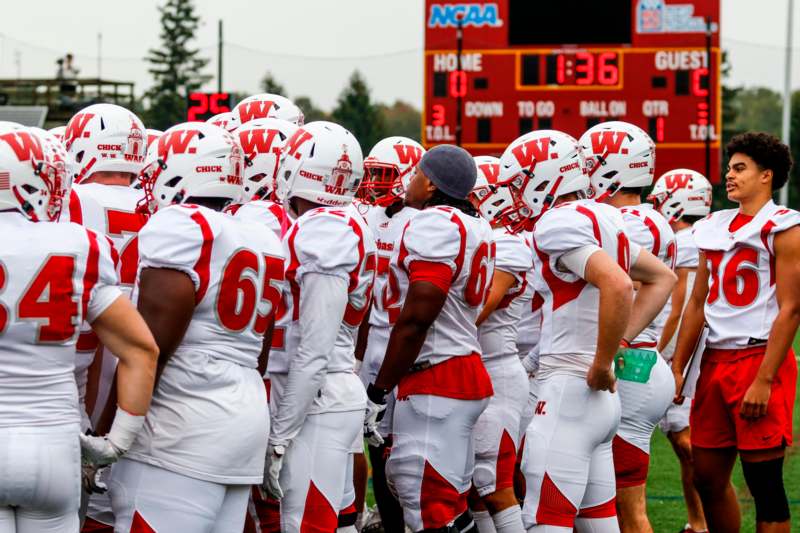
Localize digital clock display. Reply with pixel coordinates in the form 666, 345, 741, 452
520, 52, 621, 87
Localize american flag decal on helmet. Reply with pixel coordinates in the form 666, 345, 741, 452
0, 172, 9, 190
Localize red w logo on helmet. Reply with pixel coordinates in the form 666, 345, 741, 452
477, 163, 500, 184
589, 131, 628, 156
511, 137, 552, 169
284, 129, 313, 159
63, 113, 94, 151
237, 101, 275, 123
239, 128, 280, 156
0, 131, 44, 162
157, 130, 199, 158
664, 173, 691, 190
393, 144, 422, 166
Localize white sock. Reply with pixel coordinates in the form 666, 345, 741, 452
493, 506, 525, 533
474, 510, 497, 533
336, 527, 357, 533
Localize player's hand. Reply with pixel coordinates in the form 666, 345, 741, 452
586, 362, 616, 392
79, 433, 123, 467
81, 464, 108, 494
263, 443, 285, 500
740, 376, 771, 420
364, 384, 388, 447
673, 371, 685, 405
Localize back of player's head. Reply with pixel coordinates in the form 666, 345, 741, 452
419, 144, 477, 200
726, 132, 793, 191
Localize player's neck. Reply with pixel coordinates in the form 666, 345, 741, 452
290, 197, 322, 218
736, 191, 772, 217
670, 219, 692, 232
605, 192, 640, 209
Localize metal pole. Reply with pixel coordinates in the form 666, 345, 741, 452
705, 17, 712, 180
217, 19, 223, 93
780, 0, 794, 206
455, 16, 463, 147
97, 33, 102, 79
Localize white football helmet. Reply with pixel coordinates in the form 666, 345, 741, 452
63, 103, 147, 183
0, 121, 24, 131
0, 128, 67, 222
236, 118, 298, 201
31, 127, 75, 197
233, 94, 304, 126
578, 121, 656, 201
48, 125, 66, 142
500, 129, 588, 225
207, 112, 240, 133
360, 136, 425, 206
276, 121, 363, 208
138, 122, 244, 213
648, 168, 713, 222
470, 155, 525, 231
146, 129, 163, 150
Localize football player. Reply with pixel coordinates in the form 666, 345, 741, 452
229, 117, 298, 238
263, 121, 374, 533
107, 122, 284, 532
649, 168, 713, 533
672, 132, 800, 533
501, 129, 675, 532
365, 145, 495, 532
233, 93, 305, 127
0, 126, 157, 532
467, 156, 533, 532
355, 135, 425, 533
579, 121, 677, 532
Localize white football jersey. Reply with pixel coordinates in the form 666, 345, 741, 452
674, 227, 699, 269
661, 227, 700, 361
620, 203, 676, 347
366, 205, 418, 329
126, 205, 284, 484
61, 183, 148, 428
478, 227, 533, 360
390, 207, 495, 365
231, 199, 289, 240
516, 231, 542, 354
0, 213, 120, 428
268, 203, 376, 413
693, 201, 800, 349
533, 200, 640, 377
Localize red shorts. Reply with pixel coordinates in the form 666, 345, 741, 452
612, 435, 649, 488
690, 346, 797, 450
81, 518, 113, 532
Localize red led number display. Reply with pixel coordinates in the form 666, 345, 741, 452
187, 92, 232, 122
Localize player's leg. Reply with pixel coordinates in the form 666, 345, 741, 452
613, 355, 673, 532
3, 425, 81, 533
521, 375, 619, 532
690, 446, 738, 532
664, 425, 706, 532
351, 451, 368, 528
0, 507, 15, 533
474, 357, 527, 532
575, 435, 619, 532
739, 448, 790, 533
338, 453, 358, 533
279, 409, 362, 533
109, 458, 227, 532
386, 394, 488, 532
211, 485, 251, 533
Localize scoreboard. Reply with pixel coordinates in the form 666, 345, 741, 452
423, 0, 721, 180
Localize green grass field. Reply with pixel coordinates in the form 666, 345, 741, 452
365, 333, 800, 531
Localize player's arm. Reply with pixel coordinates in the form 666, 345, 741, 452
658, 267, 691, 352
270, 273, 348, 445
625, 248, 677, 340
258, 316, 275, 377
741, 226, 800, 419
136, 268, 196, 380
581, 249, 634, 392
355, 303, 372, 364
671, 252, 710, 398
476, 269, 517, 326
91, 296, 158, 416
374, 276, 447, 391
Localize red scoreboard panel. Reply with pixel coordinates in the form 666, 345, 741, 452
423, 0, 721, 180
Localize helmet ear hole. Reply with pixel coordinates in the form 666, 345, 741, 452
164, 176, 182, 188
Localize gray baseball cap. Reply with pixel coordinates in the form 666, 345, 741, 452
418, 144, 477, 200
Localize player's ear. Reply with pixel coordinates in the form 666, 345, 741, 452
761, 167, 773, 187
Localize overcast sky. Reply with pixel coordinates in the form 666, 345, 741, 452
0, 0, 798, 110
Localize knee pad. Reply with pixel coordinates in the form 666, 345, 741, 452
741, 457, 790, 523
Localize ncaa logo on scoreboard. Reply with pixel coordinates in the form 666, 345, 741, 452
427, 3, 503, 28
